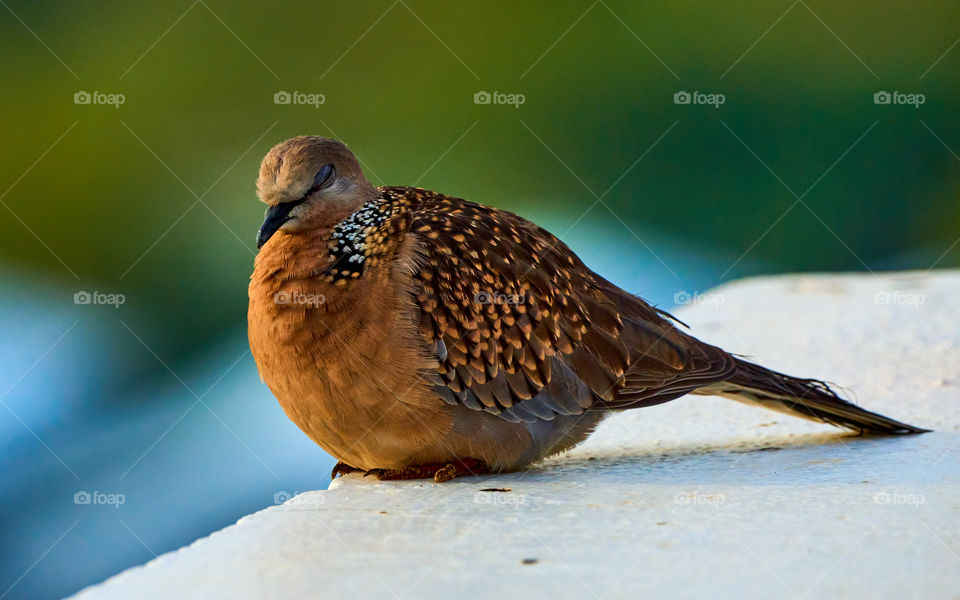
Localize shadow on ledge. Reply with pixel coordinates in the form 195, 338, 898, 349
332, 430, 946, 490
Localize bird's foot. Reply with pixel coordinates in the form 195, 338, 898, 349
363, 458, 489, 483
331, 461, 363, 480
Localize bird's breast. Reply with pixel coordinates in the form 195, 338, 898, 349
247, 232, 448, 468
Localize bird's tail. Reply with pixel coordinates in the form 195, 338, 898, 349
694, 357, 929, 435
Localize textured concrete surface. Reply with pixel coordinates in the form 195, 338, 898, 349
72, 271, 960, 599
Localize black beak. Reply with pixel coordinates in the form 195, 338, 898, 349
257, 199, 305, 249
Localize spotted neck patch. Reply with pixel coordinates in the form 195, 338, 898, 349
324, 198, 397, 283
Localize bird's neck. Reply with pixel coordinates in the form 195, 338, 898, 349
247, 195, 422, 396
249, 193, 410, 314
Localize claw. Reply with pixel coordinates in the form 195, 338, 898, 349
433, 463, 459, 483
358, 458, 490, 482
331, 461, 362, 480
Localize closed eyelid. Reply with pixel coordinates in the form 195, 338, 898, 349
307, 164, 335, 195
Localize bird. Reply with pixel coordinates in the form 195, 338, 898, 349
248, 136, 928, 483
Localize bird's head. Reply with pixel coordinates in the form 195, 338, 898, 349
255, 136, 377, 249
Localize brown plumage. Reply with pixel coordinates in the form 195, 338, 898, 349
248, 136, 928, 483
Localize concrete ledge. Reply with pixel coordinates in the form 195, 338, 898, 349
73, 271, 960, 599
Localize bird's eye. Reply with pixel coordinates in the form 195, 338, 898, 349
311, 164, 334, 192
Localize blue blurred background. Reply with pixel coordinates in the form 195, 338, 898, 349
1, 1, 957, 598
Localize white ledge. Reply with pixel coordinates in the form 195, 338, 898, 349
73, 271, 960, 599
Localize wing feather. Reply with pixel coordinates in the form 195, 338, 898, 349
388, 187, 735, 422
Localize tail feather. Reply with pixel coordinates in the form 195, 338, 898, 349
696, 357, 929, 435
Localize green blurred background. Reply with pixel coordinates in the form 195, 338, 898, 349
0, 1, 957, 598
